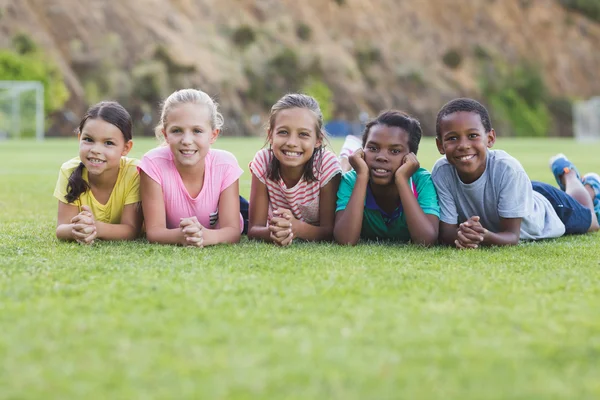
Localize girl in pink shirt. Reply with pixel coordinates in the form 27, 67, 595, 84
248, 93, 342, 246
139, 89, 244, 247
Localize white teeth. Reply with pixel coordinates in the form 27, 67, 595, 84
459, 155, 475, 161
89, 158, 104, 163
283, 151, 302, 157
181, 150, 196, 155
374, 168, 388, 173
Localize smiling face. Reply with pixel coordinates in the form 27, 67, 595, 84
163, 103, 219, 169
363, 124, 411, 186
78, 118, 131, 177
436, 111, 496, 184
269, 107, 322, 171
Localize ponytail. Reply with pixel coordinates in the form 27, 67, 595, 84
65, 162, 89, 203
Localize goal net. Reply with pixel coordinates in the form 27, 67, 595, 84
0, 81, 45, 140
573, 96, 600, 142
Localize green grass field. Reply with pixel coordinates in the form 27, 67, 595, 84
1, 137, 599, 399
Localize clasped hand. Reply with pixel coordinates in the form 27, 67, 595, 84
71, 205, 97, 245
455, 216, 487, 249
268, 208, 296, 246
180, 216, 204, 247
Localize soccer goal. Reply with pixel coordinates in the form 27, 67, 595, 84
0, 81, 45, 141
573, 96, 600, 142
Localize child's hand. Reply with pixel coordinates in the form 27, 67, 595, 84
395, 152, 420, 183
455, 216, 486, 249
71, 205, 96, 245
269, 211, 294, 246
180, 216, 204, 247
349, 148, 369, 178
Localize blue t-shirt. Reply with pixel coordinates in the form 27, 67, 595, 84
336, 168, 440, 242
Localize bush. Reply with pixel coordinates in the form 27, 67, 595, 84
231, 25, 256, 49
442, 49, 462, 69
12, 33, 37, 55
0, 50, 69, 116
302, 77, 333, 122
480, 61, 551, 137
296, 22, 312, 41
558, 0, 600, 23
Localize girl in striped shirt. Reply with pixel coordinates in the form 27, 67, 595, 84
248, 94, 342, 246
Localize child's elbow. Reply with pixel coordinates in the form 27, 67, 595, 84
333, 232, 359, 246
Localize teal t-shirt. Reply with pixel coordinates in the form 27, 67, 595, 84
336, 169, 440, 242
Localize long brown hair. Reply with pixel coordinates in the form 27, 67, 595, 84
65, 102, 132, 203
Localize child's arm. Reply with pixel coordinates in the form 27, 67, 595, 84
333, 149, 368, 245
140, 171, 187, 245
394, 153, 439, 246
94, 203, 143, 240
200, 181, 241, 246
56, 201, 95, 243
247, 174, 276, 242
479, 218, 521, 246
277, 174, 341, 241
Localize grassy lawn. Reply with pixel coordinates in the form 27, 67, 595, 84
1, 136, 599, 399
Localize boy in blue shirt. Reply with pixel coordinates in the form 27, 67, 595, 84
432, 98, 599, 248
334, 110, 440, 245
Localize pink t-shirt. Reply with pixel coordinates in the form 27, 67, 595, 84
139, 146, 244, 231
249, 148, 341, 225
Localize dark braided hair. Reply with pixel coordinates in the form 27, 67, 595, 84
65, 101, 132, 203
362, 110, 422, 154
266, 93, 328, 183
435, 98, 492, 139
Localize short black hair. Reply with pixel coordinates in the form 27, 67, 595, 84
362, 110, 422, 154
435, 98, 492, 138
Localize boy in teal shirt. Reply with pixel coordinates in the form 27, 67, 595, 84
334, 110, 440, 245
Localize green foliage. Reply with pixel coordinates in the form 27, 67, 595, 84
355, 45, 382, 74
12, 32, 38, 55
296, 22, 312, 41
480, 61, 551, 137
302, 77, 334, 121
558, 0, 600, 22
1, 138, 600, 398
442, 49, 462, 69
473, 44, 491, 60
0, 49, 69, 118
231, 25, 257, 48
246, 48, 310, 108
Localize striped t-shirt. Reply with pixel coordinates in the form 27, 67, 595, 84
249, 148, 342, 225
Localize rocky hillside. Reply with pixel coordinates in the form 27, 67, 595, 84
1, 0, 599, 137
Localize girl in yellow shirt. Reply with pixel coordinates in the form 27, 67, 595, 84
54, 102, 142, 244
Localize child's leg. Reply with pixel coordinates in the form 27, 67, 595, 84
339, 135, 362, 173
562, 171, 599, 232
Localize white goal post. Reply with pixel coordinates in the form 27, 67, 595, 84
573, 96, 600, 143
0, 81, 45, 141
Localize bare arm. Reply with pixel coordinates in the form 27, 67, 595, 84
56, 201, 81, 241
439, 221, 460, 246
396, 178, 439, 246
333, 173, 368, 246
292, 174, 340, 241
480, 217, 521, 246
247, 174, 274, 242
140, 171, 186, 245
95, 203, 143, 240
201, 181, 241, 246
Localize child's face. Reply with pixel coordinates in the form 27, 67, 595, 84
436, 111, 495, 184
363, 124, 410, 186
78, 118, 131, 177
163, 103, 219, 169
269, 107, 321, 171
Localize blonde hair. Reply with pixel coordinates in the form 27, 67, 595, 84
155, 88, 224, 140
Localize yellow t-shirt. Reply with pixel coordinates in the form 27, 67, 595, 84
53, 157, 141, 224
